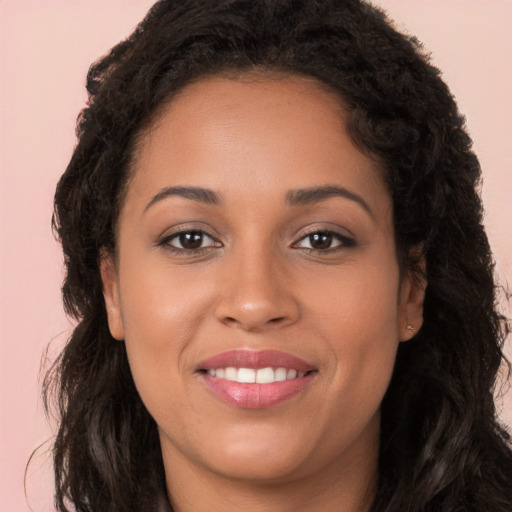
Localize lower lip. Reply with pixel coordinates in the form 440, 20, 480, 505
200, 373, 315, 409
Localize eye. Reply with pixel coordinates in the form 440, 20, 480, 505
160, 230, 221, 253
293, 230, 354, 252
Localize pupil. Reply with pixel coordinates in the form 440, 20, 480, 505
179, 231, 203, 249
310, 232, 332, 250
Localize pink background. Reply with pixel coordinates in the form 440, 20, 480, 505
0, 1, 510, 510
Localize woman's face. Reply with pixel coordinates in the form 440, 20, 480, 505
102, 75, 424, 490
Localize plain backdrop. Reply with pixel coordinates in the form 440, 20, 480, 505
1, 1, 511, 510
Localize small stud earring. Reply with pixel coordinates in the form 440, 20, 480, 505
406, 324, 416, 334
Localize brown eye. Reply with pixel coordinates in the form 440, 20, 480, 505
178, 231, 204, 249
162, 230, 220, 252
308, 232, 333, 250
294, 230, 354, 252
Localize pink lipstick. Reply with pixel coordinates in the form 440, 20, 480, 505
197, 349, 317, 409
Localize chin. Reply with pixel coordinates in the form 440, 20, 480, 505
208, 440, 315, 483
160, 418, 321, 483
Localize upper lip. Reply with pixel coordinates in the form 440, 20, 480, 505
197, 349, 315, 372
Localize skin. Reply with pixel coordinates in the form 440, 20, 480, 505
101, 75, 425, 512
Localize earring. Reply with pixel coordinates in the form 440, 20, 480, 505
406, 324, 416, 335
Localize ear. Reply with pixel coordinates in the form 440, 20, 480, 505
398, 255, 427, 342
100, 251, 125, 340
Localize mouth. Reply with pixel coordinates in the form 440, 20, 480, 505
196, 349, 317, 409
201, 366, 312, 383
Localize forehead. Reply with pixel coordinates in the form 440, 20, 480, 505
125, 74, 388, 213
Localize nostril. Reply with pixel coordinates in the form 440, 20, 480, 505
215, 295, 300, 331
221, 314, 287, 330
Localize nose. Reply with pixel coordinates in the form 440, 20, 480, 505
214, 248, 300, 332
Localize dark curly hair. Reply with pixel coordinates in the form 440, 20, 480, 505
46, 0, 512, 510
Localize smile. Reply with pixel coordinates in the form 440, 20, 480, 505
197, 350, 317, 409
205, 367, 307, 383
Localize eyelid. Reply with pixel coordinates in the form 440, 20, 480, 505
155, 223, 354, 256
291, 221, 355, 240
157, 226, 223, 253
291, 226, 356, 252
170, 231, 218, 248
155, 221, 220, 243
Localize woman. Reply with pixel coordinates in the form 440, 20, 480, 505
46, 0, 512, 510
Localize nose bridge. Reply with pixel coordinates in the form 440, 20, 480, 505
214, 238, 299, 331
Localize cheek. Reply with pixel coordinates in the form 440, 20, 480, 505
118, 257, 214, 413
310, 257, 401, 412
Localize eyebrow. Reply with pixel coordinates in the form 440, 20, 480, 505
286, 185, 374, 218
144, 184, 374, 218
144, 186, 220, 212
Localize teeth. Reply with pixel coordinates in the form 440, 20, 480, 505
237, 368, 256, 383
287, 369, 297, 379
206, 367, 309, 383
256, 367, 275, 383
275, 368, 287, 381
225, 367, 237, 380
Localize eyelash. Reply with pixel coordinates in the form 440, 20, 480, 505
292, 229, 355, 254
158, 229, 221, 255
158, 228, 355, 256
